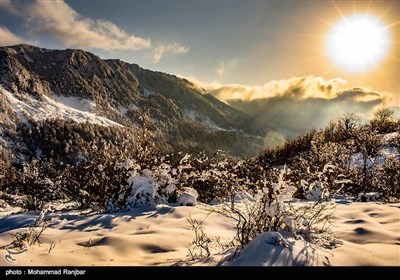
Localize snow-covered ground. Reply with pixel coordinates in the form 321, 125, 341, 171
0, 201, 399, 266
2, 88, 122, 127
184, 108, 241, 132
0, 204, 235, 266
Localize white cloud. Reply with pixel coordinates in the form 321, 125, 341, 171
208, 76, 348, 101
184, 75, 348, 101
175, 74, 223, 92
0, 27, 27, 46
1, 0, 191, 60
152, 42, 189, 64
2, 0, 151, 51
217, 61, 225, 76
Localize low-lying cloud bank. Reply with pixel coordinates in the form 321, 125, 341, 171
209, 76, 348, 101
189, 75, 399, 140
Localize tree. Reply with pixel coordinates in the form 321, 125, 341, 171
370, 108, 396, 134
337, 113, 361, 140
133, 110, 160, 169
353, 127, 381, 194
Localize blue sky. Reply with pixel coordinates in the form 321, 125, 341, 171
0, 0, 399, 106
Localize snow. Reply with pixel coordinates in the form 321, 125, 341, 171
126, 174, 157, 206
0, 204, 236, 266
107, 164, 183, 211
118, 159, 140, 170
184, 109, 199, 121
349, 152, 373, 168
378, 144, 400, 161
107, 170, 158, 211
203, 117, 225, 131
118, 105, 129, 115
350, 138, 399, 168
184, 109, 238, 132
382, 132, 399, 142
43, 95, 122, 126
177, 187, 198, 206
23, 53, 34, 63
112, 104, 140, 116
2, 88, 122, 127
0, 203, 24, 220
230, 232, 322, 266
1, 89, 34, 125
7, 48, 17, 55
355, 192, 385, 202
35, 148, 42, 158
233, 191, 255, 203
143, 88, 156, 98
53, 95, 95, 112
0, 201, 399, 266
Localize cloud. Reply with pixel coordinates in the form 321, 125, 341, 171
227, 87, 385, 139
0, 26, 28, 46
264, 130, 286, 148
152, 43, 189, 64
1, 0, 151, 51
208, 75, 348, 101
2, 0, 190, 61
0, 0, 19, 15
185, 75, 391, 139
217, 61, 225, 76
176, 74, 222, 91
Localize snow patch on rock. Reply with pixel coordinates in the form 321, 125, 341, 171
2, 88, 121, 127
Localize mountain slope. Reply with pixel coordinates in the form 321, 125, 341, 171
0, 44, 265, 160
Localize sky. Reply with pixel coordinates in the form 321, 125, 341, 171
0, 0, 399, 136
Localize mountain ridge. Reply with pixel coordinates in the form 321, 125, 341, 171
0, 44, 266, 160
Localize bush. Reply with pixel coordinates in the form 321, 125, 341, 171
1, 110, 399, 213
219, 167, 335, 249
106, 160, 180, 211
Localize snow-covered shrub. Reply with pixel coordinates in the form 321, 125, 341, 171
220, 167, 335, 249
355, 192, 385, 202
300, 164, 334, 201
107, 160, 182, 211
152, 163, 177, 200
177, 187, 198, 206
108, 171, 157, 210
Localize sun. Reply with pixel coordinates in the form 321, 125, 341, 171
326, 13, 390, 72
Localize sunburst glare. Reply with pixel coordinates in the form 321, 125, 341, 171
326, 13, 390, 72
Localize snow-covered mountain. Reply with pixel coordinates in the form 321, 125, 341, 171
0, 44, 265, 159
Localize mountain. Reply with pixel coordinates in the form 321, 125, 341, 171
0, 44, 265, 163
